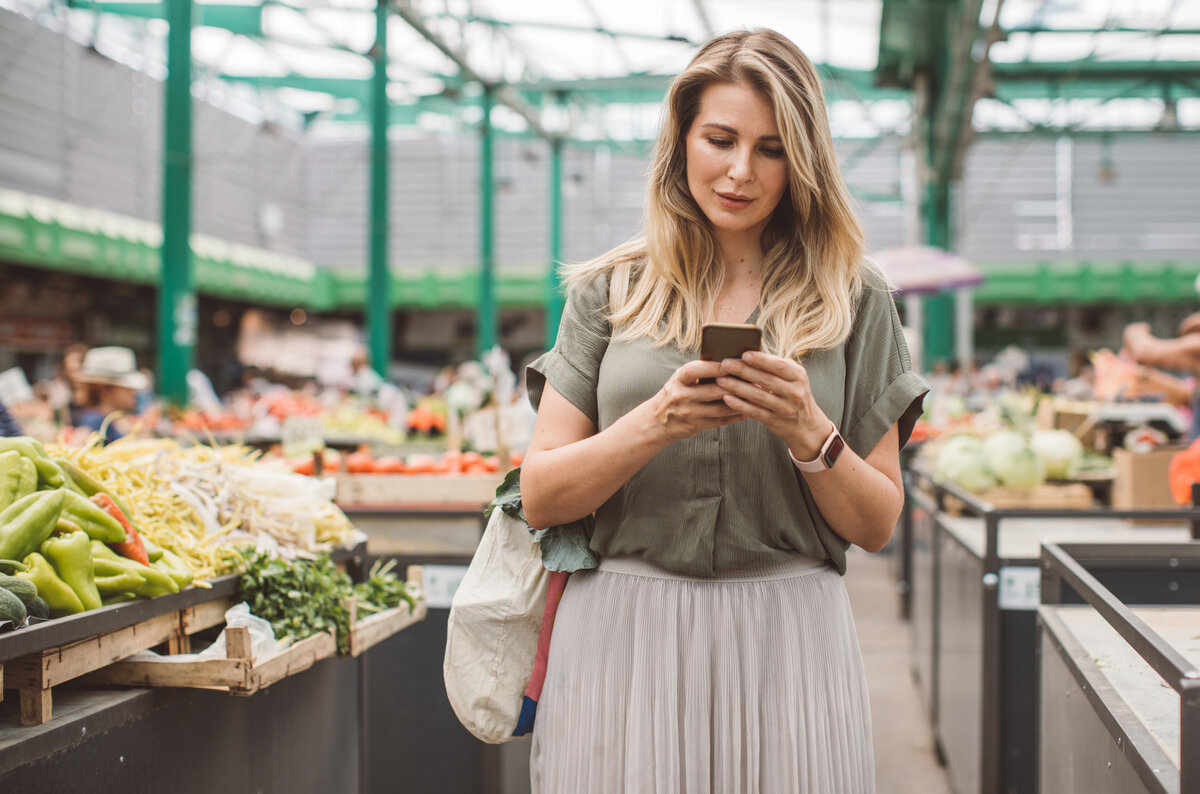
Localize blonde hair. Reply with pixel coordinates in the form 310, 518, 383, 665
565, 28, 866, 360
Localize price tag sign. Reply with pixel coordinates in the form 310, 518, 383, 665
423, 564, 469, 609
281, 415, 324, 460
998, 566, 1041, 611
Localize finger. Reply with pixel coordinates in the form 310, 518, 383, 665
679, 359, 727, 383
718, 377, 794, 417
739, 351, 804, 380
721, 392, 770, 421
721, 355, 805, 392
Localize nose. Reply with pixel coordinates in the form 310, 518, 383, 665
727, 145, 755, 185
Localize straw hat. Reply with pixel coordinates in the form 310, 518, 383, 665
76, 346, 150, 391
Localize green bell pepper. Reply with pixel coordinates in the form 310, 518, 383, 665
141, 536, 164, 563
92, 542, 179, 598
16, 457, 36, 500
95, 569, 147, 597
0, 489, 65, 561
60, 489, 125, 543
16, 552, 84, 615
0, 438, 64, 489
154, 549, 194, 589
41, 530, 101, 611
0, 450, 23, 511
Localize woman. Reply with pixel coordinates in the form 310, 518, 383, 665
521, 29, 927, 793
74, 346, 149, 444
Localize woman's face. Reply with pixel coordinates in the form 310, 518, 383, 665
684, 81, 790, 249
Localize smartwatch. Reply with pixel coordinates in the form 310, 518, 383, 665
790, 425, 845, 472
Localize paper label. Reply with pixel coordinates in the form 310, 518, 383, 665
423, 564, 469, 609
998, 565, 1041, 610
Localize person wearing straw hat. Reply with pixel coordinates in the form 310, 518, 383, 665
521, 29, 927, 793
74, 346, 150, 443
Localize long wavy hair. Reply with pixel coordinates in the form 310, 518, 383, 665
565, 28, 867, 360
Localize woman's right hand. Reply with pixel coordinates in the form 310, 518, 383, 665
647, 360, 745, 441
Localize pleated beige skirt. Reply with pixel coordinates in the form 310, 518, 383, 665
529, 554, 874, 794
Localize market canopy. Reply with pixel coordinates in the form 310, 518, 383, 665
871, 246, 984, 295
27, 0, 1197, 141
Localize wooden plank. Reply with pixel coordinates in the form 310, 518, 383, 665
336, 472, 503, 508
19, 687, 51, 726
181, 597, 238, 635
347, 601, 426, 657
85, 656, 252, 690
226, 626, 251, 660
4, 611, 179, 690
346, 566, 427, 657
249, 631, 335, 692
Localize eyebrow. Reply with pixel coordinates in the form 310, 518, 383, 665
699, 122, 782, 142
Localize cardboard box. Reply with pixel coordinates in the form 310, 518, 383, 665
1111, 445, 1184, 510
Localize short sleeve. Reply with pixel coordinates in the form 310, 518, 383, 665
525, 273, 611, 425
841, 265, 929, 455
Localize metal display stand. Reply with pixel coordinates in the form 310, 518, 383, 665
1038, 542, 1200, 794
907, 465, 1200, 794
346, 505, 531, 794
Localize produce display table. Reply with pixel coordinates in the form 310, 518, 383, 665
0, 539, 435, 793
1038, 543, 1200, 794
907, 466, 1200, 794
0, 541, 365, 724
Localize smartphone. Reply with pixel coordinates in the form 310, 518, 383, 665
700, 322, 762, 383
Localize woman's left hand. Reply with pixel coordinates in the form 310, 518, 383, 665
716, 351, 832, 461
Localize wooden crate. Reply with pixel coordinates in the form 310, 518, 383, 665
86, 625, 337, 696
86, 566, 426, 691
3, 611, 183, 725
944, 483, 1095, 515
335, 472, 503, 508
345, 566, 428, 657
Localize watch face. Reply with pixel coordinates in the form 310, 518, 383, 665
823, 433, 845, 469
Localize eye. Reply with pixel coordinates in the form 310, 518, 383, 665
705, 137, 734, 149
760, 146, 785, 159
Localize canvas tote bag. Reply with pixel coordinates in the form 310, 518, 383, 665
444, 503, 568, 743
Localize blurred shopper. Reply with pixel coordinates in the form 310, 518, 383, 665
0, 397, 21, 437
74, 346, 149, 443
520, 29, 927, 793
1123, 321, 1200, 439
347, 346, 384, 398
46, 342, 89, 426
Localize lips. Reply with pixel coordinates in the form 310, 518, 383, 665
716, 192, 753, 209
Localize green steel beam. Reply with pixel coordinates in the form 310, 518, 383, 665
1002, 26, 1200, 36
477, 85, 497, 355
992, 60, 1200, 82
219, 74, 372, 101
434, 13, 695, 44
66, 1, 262, 34
157, 0, 194, 406
392, 3, 555, 141
367, 0, 390, 378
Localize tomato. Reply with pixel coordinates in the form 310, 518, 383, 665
373, 456, 405, 473
345, 450, 375, 474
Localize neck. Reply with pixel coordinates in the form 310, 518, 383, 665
713, 232, 765, 284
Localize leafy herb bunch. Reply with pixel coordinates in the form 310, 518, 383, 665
237, 550, 418, 656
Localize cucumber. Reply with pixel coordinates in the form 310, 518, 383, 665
27, 596, 49, 620
0, 573, 37, 606
0, 585, 27, 626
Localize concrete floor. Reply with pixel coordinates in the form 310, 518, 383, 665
845, 546, 955, 794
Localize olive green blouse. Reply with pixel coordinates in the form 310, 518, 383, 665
525, 264, 928, 576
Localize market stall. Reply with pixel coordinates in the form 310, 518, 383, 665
907, 464, 1200, 794
1038, 542, 1200, 794
0, 434, 428, 790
